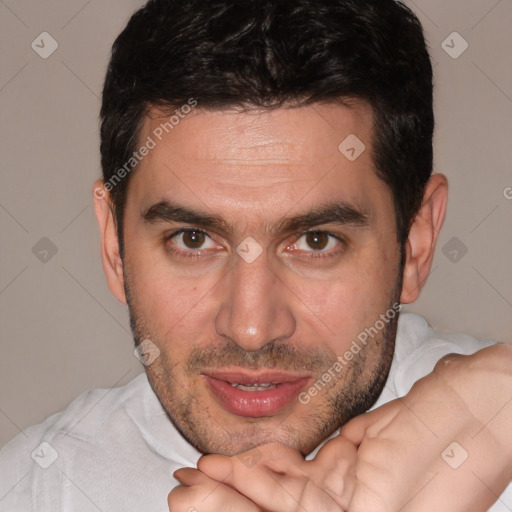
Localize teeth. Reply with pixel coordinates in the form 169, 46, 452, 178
230, 382, 277, 391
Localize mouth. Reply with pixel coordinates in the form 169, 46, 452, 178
202, 368, 313, 418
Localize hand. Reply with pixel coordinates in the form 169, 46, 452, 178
168, 466, 264, 512
341, 344, 512, 512
169, 344, 512, 512
196, 438, 357, 512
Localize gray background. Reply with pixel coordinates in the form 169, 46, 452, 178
1, 0, 511, 448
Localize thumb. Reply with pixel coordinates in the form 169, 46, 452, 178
197, 453, 235, 484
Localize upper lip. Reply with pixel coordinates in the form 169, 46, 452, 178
202, 368, 311, 385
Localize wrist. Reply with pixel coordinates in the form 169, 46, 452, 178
432, 344, 512, 457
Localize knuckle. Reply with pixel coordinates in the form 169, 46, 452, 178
433, 352, 467, 377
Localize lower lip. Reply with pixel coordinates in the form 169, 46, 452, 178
204, 376, 311, 417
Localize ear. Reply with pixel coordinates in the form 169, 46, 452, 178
400, 173, 448, 304
92, 179, 127, 304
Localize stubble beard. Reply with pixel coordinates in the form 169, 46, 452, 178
123, 264, 402, 456
125, 302, 399, 455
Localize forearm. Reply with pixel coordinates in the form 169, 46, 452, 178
432, 343, 512, 456
341, 343, 512, 512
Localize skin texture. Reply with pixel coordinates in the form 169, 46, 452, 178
93, 101, 455, 507
169, 344, 512, 512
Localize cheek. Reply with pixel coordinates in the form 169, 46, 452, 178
125, 228, 222, 310
126, 250, 221, 348
138, 277, 202, 330
299, 250, 399, 352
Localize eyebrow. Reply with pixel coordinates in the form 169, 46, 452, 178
141, 199, 370, 234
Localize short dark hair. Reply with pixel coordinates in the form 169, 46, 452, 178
100, 0, 433, 255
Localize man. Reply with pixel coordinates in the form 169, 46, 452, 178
1, 0, 511, 511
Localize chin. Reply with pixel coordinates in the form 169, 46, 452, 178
185, 409, 334, 456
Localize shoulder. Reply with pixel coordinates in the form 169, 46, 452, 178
0, 372, 149, 507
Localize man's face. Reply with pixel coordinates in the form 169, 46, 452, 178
120, 102, 403, 456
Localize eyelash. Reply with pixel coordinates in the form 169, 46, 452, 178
164, 228, 346, 259
163, 228, 213, 259
295, 231, 345, 259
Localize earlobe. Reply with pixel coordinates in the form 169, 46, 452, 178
92, 179, 127, 304
400, 173, 448, 304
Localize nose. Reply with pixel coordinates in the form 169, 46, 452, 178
215, 252, 296, 352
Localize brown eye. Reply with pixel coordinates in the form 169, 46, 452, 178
182, 230, 206, 249
167, 228, 218, 254
305, 231, 330, 250
289, 230, 344, 258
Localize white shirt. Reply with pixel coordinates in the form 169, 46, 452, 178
1, 312, 511, 511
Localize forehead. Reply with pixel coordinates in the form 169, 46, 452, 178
126, 102, 392, 230
141, 101, 373, 166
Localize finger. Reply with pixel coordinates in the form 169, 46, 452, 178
199, 444, 343, 512
168, 480, 263, 512
198, 447, 306, 511
339, 414, 373, 446
242, 443, 305, 477
168, 484, 200, 512
174, 468, 208, 486
197, 453, 234, 483
199, 444, 304, 483
340, 402, 397, 446
309, 436, 358, 508
314, 434, 358, 466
